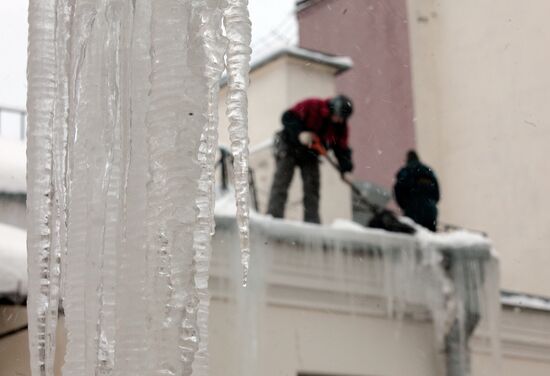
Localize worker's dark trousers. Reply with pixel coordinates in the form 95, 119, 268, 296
267, 147, 321, 224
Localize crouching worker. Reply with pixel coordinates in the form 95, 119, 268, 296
267, 95, 354, 224
394, 150, 440, 231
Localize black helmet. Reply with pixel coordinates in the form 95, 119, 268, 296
329, 95, 353, 119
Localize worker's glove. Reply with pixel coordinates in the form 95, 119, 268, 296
298, 131, 315, 147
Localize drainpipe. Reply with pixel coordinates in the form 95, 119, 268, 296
443, 252, 482, 376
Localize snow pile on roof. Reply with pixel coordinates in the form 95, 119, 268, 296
0, 138, 26, 194
0, 223, 27, 298
332, 217, 493, 255
218, 201, 491, 256
215, 189, 239, 217
331, 218, 372, 232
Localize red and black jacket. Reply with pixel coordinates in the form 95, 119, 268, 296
281, 98, 353, 173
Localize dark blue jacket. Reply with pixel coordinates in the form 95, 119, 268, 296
394, 161, 440, 231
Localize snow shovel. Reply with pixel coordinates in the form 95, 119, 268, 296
309, 137, 416, 235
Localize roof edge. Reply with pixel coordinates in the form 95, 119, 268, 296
221, 46, 353, 87
296, 0, 325, 12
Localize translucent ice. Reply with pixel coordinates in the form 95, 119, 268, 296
26, 1, 251, 375
223, 0, 252, 286
26, 0, 78, 372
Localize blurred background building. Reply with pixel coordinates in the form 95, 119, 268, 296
2, 1, 550, 375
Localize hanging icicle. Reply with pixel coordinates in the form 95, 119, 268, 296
223, 0, 253, 286
192, 0, 228, 374
27, 2, 59, 375
26, 0, 251, 375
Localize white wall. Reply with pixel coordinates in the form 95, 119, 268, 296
407, 0, 550, 296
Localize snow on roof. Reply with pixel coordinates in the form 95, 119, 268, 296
501, 291, 550, 312
0, 223, 27, 299
221, 46, 353, 88
0, 138, 26, 194
252, 45, 353, 73
332, 217, 490, 245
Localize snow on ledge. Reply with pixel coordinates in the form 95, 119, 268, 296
215, 192, 492, 259
331, 217, 493, 258
0, 138, 26, 194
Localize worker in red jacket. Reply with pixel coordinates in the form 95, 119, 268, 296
267, 95, 354, 223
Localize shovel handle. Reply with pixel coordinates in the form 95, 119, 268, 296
311, 138, 380, 213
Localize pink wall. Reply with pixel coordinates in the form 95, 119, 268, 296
298, 0, 415, 189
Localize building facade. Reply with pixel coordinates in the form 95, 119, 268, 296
298, 0, 416, 190
297, 0, 550, 300
406, 0, 550, 297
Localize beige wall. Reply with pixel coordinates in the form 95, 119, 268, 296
407, 0, 550, 296
0, 306, 66, 376
0, 306, 442, 376
218, 54, 352, 223
209, 300, 442, 376
5, 224, 550, 376
6, 302, 550, 376
471, 306, 550, 376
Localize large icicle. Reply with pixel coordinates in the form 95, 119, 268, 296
27, 1, 253, 375
192, 0, 228, 375
223, 0, 253, 286
62, 1, 129, 374
26, 1, 60, 375
113, 1, 151, 375
144, 1, 218, 374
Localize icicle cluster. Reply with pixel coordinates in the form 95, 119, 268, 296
26, 2, 61, 375
26, 1, 251, 375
